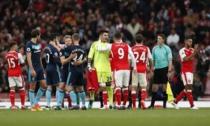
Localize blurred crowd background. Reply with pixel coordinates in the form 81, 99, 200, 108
0, 0, 209, 99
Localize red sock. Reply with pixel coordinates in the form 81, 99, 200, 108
186, 91, 194, 107
123, 88, 129, 106
131, 91, 136, 108
19, 89, 26, 106
141, 89, 147, 102
102, 91, 108, 106
9, 90, 15, 106
115, 88, 121, 106
175, 90, 186, 103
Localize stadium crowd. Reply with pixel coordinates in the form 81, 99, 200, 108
0, 0, 209, 101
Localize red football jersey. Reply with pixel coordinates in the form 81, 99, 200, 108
179, 47, 194, 72
5, 51, 24, 76
132, 44, 152, 73
111, 42, 130, 70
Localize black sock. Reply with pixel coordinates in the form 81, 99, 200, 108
128, 91, 132, 107
138, 91, 141, 108
99, 91, 103, 108
163, 91, 168, 108
150, 92, 157, 107
89, 100, 93, 106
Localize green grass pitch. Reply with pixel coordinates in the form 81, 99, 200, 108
0, 109, 210, 126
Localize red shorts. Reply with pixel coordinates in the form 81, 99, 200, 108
86, 69, 99, 92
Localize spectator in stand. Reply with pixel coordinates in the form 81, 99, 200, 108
167, 28, 180, 49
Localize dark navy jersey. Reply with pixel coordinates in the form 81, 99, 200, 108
44, 44, 61, 69
26, 41, 42, 69
70, 45, 86, 72
60, 45, 73, 72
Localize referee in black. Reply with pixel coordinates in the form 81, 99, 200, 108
149, 34, 173, 108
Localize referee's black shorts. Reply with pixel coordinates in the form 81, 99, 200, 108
153, 67, 168, 84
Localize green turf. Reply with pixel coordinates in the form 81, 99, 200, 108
0, 109, 210, 126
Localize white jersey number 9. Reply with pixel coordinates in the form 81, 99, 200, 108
118, 48, 124, 59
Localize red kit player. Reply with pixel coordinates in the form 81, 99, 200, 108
5, 42, 26, 110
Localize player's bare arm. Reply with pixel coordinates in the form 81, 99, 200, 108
168, 60, 173, 72
26, 52, 36, 77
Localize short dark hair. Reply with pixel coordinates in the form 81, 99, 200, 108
9, 42, 17, 50
72, 33, 80, 41
99, 28, 109, 35
31, 29, 40, 38
49, 33, 59, 41
135, 34, 144, 43
113, 32, 122, 40
18, 44, 25, 50
157, 33, 166, 40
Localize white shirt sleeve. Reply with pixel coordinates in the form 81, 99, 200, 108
18, 53, 25, 64
128, 46, 136, 69
179, 48, 186, 62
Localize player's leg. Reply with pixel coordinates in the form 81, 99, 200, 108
139, 73, 148, 109
98, 72, 108, 109
127, 71, 133, 109
65, 91, 72, 108
127, 85, 133, 109
16, 76, 26, 109
62, 69, 72, 108
88, 90, 95, 109
172, 73, 187, 108
86, 70, 97, 109
149, 68, 167, 109
101, 85, 108, 109
66, 85, 77, 108
114, 70, 122, 109
55, 83, 65, 110
46, 85, 52, 108
161, 67, 168, 108
149, 84, 159, 109
114, 71, 122, 108
122, 70, 130, 109
105, 72, 113, 108
27, 70, 36, 110
77, 86, 86, 110
67, 71, 79, 109
184, 72, 197, 109
77, 73, 86, 110
131, 71, 138, 110
108, 72, 115, 109
45, 70, 52, 108
149, 69, 160, 108
106, 85, 114, 108
68, 85, 79, 109
8, 77, 16, 109
34, 69, 47, 108
55, 66, 65, 109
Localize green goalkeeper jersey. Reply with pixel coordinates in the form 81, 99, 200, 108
88, 40, 111, 73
